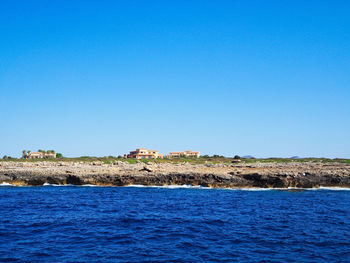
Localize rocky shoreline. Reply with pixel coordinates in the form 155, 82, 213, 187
0, 161, 350, 188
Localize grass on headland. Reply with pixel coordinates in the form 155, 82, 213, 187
1, 155, 350, 165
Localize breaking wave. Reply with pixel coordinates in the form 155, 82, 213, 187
0, 182, 13, 186
0, 182, 349, 191
127, 184, 210, 189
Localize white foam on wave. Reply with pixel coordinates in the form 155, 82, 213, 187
2, 182, 349, 191
43, 183, 104, 187
43, 182, 60, 186
127, 186, 294, 191
159, 184, 210, 189
127, 184, 210, 189
227, 188, 274, 191
42, 183, 76, 187
0, 182, 14, 186
123, 185, 350, 191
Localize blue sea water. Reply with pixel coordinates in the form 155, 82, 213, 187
0, 186, 349, 263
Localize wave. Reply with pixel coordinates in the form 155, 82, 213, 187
42, 183, 75, 187
43, 182, 60, 186
127, 185, 350, 191
127, 184, 210, 189
0, 182, 14, 186
43, 183, 102, 187
227, 187, 275, 191
1, 182, 350, 191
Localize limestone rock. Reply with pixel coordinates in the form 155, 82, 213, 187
0, 161, 349, 188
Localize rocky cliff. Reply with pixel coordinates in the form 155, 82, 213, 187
0, 161, 349, 188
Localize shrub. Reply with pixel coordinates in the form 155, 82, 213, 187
212, 155, 224, 158
126, 159, 137, 164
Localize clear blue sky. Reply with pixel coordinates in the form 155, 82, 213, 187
1, 1, 349, 158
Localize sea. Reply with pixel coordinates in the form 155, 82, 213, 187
0, 185, 349, 262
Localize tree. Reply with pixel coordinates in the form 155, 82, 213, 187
22, 150, 27, 158
56, 153, 63, 158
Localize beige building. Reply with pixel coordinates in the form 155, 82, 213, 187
44, 152, 57, 159
27, 152, 44, 159
27, 151, 57, 159
124, 148, 163, 159
168, 150, 200, 158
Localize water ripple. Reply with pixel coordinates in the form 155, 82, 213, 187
0, 187, 349, 262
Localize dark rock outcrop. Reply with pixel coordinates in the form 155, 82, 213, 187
66, 175, 83, 185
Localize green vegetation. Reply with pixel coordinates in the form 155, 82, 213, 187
126, 159, 137, 164
1, 154, 349, 165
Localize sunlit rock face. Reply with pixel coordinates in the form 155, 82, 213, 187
0, 161, 349, 188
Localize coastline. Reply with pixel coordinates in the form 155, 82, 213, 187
1, 160, 349, 188
1, 182, 350, 191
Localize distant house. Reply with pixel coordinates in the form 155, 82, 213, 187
27, 152, 44, 159
124, 148, 163, 159
26, 151, 57, 159
168, 150, 200, 158
44, 152, 57, 159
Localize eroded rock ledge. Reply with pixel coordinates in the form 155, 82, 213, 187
0, 161, 349, 188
